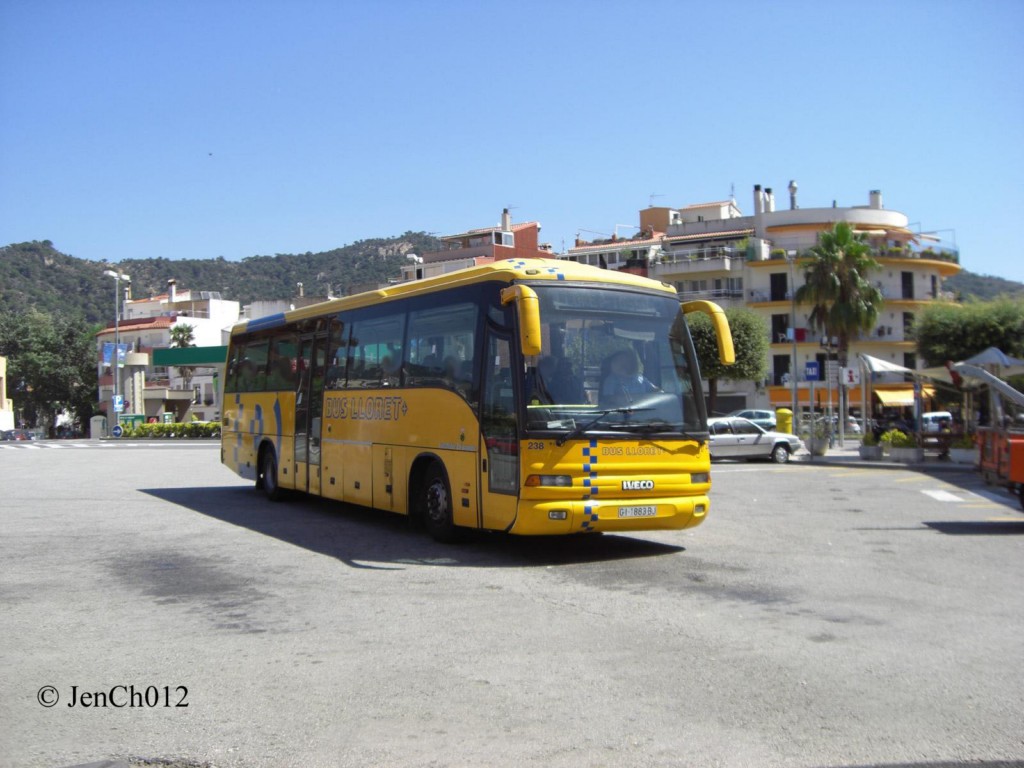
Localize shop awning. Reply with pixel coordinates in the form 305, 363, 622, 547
874, 386, 935, 407
874, 389, 914, 407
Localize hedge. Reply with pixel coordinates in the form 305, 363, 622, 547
119, 422, 222, 439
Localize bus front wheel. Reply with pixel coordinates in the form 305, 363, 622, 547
258, 447, 285, 502
419, 464, 458, 543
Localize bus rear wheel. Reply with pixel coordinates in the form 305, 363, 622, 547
259, 447, 285, 502
419, 464, 458, 543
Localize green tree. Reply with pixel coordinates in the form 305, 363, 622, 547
689, 307, 768, 414
169, 323, 197, 392
0, 309, 99, 432
794, 221, 884, 368
914, 297, 1024, 366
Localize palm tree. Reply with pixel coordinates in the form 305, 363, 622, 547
169, 323, 196, 393
794, 221, 883, 368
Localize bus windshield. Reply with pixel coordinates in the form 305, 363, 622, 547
522, 285, 706, 437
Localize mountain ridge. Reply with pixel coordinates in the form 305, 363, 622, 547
1, 239, 1020, 326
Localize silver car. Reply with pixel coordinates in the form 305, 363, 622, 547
708, 417, 804, 464
726, 408, 777, 430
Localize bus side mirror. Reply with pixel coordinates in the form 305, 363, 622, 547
682, 300, 735, 365
500, 285, 542, 357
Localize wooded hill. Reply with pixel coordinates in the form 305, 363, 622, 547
0, 238, 1020, 326
0, 234, 442, 325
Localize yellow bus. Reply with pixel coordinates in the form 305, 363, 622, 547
222, 257, 733, 540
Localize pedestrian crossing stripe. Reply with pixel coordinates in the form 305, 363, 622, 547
922, 489, 962, 502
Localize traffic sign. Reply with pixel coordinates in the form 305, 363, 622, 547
841, 366, 861, 386
111, 424, 123, 438
804, 361, 820, 382
113, 394, 124, 413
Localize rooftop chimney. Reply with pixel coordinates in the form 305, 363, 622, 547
501, 208, 512, 232
167, 279, 177, 303
765, 187, 775, 213
869, 190, 883, 209
753, 184, 764, 215
788, 180, 798, 210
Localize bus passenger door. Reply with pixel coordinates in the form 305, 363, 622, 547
295, 332, 327, 495
478, 332, 519, 531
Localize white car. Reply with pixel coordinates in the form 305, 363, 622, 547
726, 408, 777, 430
708, 417, 804, 464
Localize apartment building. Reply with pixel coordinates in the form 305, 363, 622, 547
563, 184, 960, 417
400, 209, 553, 282
96, 279, 241, 424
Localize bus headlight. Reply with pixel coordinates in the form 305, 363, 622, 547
526, 474, 572, 487
548, 509, 569, 520
691, 472, 709, 484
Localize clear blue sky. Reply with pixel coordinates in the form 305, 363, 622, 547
2, 0, 1022, 281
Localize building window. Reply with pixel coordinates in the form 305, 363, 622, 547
903, 353, 917, 370
903, 312, 915, 338
771, 314, 789, 343
773, 354, 791, 386
901, 271, 914, 300
770, 273, 789, 302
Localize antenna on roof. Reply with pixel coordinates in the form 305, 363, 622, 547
648, 193, 665, 208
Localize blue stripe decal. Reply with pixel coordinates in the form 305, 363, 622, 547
273, 398, 282, 459
580, 439, 601, 529
245, 313, 287, 332
233, 394, 243, 468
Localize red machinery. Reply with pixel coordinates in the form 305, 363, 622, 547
954, 362, 1024, 510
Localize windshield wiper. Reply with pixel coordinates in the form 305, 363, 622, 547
555, 406, 653, 447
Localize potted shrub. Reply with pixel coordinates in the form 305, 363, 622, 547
859, 430, 883, 460
948, 434, 979, 465
884, 429, 923, 462
805, 419, 830, 456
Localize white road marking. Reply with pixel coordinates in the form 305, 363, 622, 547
922, 489, 964, 502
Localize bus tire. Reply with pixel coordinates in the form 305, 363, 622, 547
770, 443, 790, 464
418, 463, 459, 543
258, 445, 286, 502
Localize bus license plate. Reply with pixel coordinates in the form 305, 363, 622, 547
618, 505, 657, 518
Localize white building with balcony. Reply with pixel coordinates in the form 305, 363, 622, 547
561, 184, 961, 418
96, 280, 241, 424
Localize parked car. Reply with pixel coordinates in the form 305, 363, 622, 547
708, 417, 804, 464
921, 411, 953, 433
726, 408, 777, 431
2, 429, 35, 441
827, 415, 862, 434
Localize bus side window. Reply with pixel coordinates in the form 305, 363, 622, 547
266, 333, 297, 391
242, 339, 270, 391
325, 319, 348, 389
225, 345, 242, 392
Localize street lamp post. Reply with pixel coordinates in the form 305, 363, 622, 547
103, 269, 130, 431
820, 335, 838, 446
